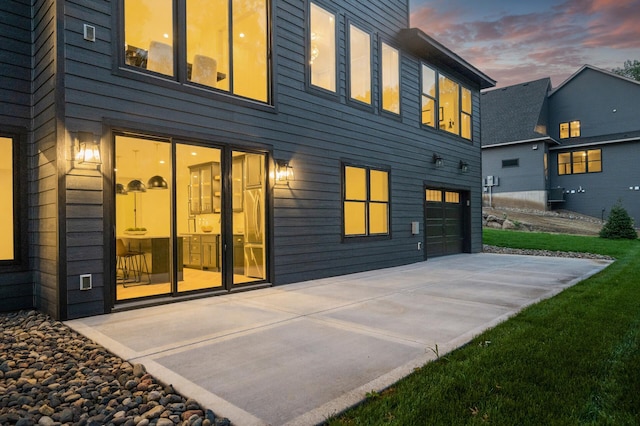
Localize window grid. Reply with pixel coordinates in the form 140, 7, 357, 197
344, 165, 390, 237
557, 149, 601, 175
560, 120, 581, 139
421, 64, 472, 140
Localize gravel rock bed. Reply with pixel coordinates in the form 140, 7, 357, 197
483, 244, 615, 260
0, 310, 231, 426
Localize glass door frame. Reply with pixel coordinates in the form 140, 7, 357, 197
109, 130, 272, 309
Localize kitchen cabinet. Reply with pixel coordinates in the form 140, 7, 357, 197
183, 234, 220, 271
201, 235, 218, 270
189, 162, 221, 214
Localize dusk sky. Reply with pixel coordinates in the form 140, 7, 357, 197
409, 0, 640, 88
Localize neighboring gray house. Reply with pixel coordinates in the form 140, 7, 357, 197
0, 0, 494, 319
482, 65, 640, 225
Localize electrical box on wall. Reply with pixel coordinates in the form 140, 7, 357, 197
80, 274, 92, 291
411, 221, 420, 235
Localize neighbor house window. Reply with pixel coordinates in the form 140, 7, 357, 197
123, 0, 270, 102
421, 64, 472, 140
348, 24, 371, 104
502, 158, 519, 168
309, 2, 336, 92
0, 136, 15, 261
381, 42, 400, 114
343, 165, 389, 237
558, 149, 601, 175
559, 120, 580, 139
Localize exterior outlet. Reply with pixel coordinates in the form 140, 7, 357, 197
80, 274, 92, 291
83, 24, 96, 42
417, 242, 422, 250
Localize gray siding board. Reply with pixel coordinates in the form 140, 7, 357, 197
57, 0, 485, 316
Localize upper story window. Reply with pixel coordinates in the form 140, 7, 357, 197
560, 120, 580, 139
343, 165, 390, 238
558, 149, 601, 175
0, 136, 16, 262
381, 43, 400, 114
123, 0, 270, 103
348, 24, 371, 105
421, 64, 472, 140
309, 2, 336, 92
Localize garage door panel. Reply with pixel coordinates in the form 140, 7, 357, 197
425, 189, 465, 257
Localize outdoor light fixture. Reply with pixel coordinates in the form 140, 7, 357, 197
432, 153, 444, 168
275, 159, 294, 184
459, 160, 469, 173
74, 131, 101, 165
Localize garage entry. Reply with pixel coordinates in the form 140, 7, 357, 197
424, 188, 469, 257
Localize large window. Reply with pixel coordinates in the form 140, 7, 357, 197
381, 42, 400, 114
421, 64, 473, 140
343, 165, 389, 237
123, 0, 270, 102
0, 136, 15, 261
558, 149, 601, 175
560, 120, 580, 139
309, 2, 336, 92
348, 24, 371, 104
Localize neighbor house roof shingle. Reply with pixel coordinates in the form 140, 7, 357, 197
481, 77, 552, 147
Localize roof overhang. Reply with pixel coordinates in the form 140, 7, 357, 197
397, 28, 496, 90
482, 136, 558, 149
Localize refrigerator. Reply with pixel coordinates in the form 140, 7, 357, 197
243, 155, 265, 278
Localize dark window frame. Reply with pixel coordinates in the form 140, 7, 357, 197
557, 149, 602, 175
341, 162, 391, 242
559, 120, 581, 139
117, 0, 273, 105
420, 63, 473, 142
306, 0, 340, 100
345, 17, 374, 111
0, 130, 27, 270
379, 39, 402, 118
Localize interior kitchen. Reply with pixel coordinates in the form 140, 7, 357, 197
114, 135, 266, 301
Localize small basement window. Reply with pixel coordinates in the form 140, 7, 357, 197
502, 158, 519, 168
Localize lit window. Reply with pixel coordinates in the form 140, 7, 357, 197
349, 25, 371, 104
461, 87, 472, 140
124, 0, 174, 76
439, 75, 459, 135
426, 189, 441, 202
445, 191, 460, 204
421, 65, 472, 140
421, 65, 436, 127
124, 0, 270, 102
0, 136, 14, 261
557, 149, 601, 175
558, 152, 571, 175
559, 121, 580, 139
381, 43, 400, 114
344, 165, 389, 237
309, 3, 336, 92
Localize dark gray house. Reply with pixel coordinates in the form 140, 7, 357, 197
482, 65, 640, 225
0, 0, 494, 320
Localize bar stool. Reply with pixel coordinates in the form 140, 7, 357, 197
116, 239, 150, 286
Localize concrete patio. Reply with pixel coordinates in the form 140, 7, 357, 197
67, 253, 610, 425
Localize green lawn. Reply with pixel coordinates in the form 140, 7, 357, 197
328, 230, 640, 425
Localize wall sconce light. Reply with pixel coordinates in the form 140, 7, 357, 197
432, 153, 443, 168
75, 131, 101, 165
459, 161, 469, 173
275, 159, 294, 184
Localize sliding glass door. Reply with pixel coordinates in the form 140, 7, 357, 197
114, 135, 267, 302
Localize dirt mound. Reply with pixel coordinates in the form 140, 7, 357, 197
483, 207, 604, 236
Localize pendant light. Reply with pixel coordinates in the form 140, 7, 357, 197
127, 150, 147, 193
147, 143, 168, 190
116, 183, 128, 195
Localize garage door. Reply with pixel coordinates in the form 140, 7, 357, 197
425, 189, 465, 257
